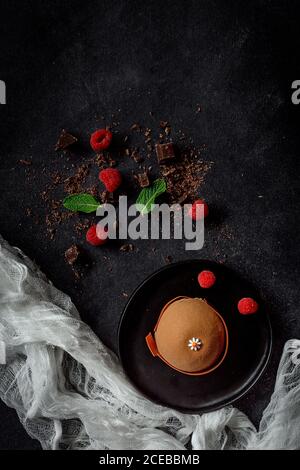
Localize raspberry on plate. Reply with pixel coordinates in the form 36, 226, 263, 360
198, 270, 216, 288
237, 297, 259, 315
90, 129, 112, 152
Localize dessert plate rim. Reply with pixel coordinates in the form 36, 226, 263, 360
118, 259, 272, 414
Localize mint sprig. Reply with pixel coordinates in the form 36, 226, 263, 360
136, 179, 167, 215
63, 193, 101, 213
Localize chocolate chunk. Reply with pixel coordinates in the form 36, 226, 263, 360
55, 129, 77, 151
65, 244, 80, 265
95, 153, 107, 167
137, 172, 150, 188
120, 243, 134, 252
155, 143, 175, 163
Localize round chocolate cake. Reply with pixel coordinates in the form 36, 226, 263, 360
146, 296, 228, 375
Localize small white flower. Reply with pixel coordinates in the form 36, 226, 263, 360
188, 337, 202, 351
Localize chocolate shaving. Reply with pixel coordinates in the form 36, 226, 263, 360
130, 123, 142, 132
94, 153, 107, 167
164, 125, 171, 136
74, 219, 90, 235
144, 128, 151, 138
159, 121, 171, 135
108, 157, 117, 167
65, 244, 80, 265
64, 164, 90, 194
160, 153, 213, 204
131, 150, 143, 163
86, 184, 100, 199
165, 255, 173, 264
51, 172, 63, 185
177, 193, 188, 204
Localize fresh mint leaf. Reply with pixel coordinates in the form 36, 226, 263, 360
136, 179, 167, 215
63, 193, 101, 213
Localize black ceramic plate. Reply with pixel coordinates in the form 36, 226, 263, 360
118, 260, 272, 413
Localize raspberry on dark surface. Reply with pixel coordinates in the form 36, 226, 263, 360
99, 168, 122, 192
90, 129, 112, 152
86, 224, 108, 246
188, 199, 209, 221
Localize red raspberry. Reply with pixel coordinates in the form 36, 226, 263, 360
99, 168, 122, 192
86, 224, 108, 246
238, 297, 259, 315
90, 129, 112, 152
188, 199, 209, 221
198, 270, 216, 288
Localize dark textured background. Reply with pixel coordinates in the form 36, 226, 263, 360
0, 0, 299, 450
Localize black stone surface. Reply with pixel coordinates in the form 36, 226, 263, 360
0, 0, 299, 450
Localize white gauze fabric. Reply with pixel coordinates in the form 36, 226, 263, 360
0, 234, 299, 450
